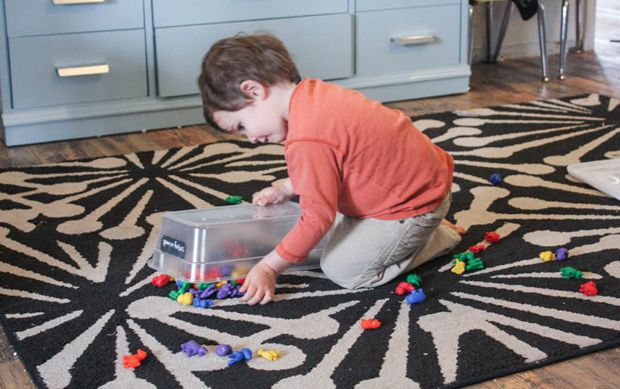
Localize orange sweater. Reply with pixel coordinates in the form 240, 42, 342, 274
276, 79, 454, 263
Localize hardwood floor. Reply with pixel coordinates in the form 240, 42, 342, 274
1, 3, 619, 388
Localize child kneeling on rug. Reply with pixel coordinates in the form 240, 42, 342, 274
198, 34, 464, 305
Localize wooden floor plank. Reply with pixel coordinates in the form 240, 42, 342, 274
0, 360, 37, 389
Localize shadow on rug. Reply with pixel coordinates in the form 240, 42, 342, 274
0, 94, 619, 388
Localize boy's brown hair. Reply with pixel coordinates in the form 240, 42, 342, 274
198, 33, 301, 129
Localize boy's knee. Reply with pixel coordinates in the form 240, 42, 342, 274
320, 258, 396, 289
320, 259, 365, 289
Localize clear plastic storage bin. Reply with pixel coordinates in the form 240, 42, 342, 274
148, 201, 325, 282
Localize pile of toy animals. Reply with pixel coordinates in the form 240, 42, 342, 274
151, 274, 245, 308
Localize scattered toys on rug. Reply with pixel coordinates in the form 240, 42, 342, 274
538, 247, 570, 262
450, 230, 500, 275
451, 251, 485, 275
392, 273, 426, 305
450, 230, 505, 275
450, 230, 602, 297
178, 340, 279, 366
535, 249, 601, 296
532, 245, 601, 296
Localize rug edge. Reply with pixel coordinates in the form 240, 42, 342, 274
442, 339, 620, 389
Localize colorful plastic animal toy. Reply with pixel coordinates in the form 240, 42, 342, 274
579, 281, 598, 296
555, 247, 569, 261
406, 288, 427, 305
180, 340, 208, 357
228, 348, 252, 366
257, 348, 280, 361
489, 173, 503, 185
216, 344, 233, 357
361, 318, 382, 329
394, 281, 415, 295
123, 349, 147, 368
151, 274, 171, 287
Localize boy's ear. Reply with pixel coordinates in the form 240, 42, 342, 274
239, 80, 267, 100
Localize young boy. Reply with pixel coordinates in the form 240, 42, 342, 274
198, 34, 463, 305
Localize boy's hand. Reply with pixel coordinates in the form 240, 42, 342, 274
252, 187, 288, 206
239, 250, 291, 305
252, 179, 295, 206
239, 261, 277, 305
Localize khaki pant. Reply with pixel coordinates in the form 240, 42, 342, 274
320, 196, 461, 289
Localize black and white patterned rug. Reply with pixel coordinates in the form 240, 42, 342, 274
1, 94, 619, 389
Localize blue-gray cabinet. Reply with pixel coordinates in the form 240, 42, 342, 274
0, 0, 470, 146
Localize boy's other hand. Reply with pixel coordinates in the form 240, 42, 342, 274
252, 178, 295, 207
239, 261, 278, 305
252, 186, 289, 206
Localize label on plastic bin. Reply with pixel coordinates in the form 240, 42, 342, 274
160, 236, 186, 259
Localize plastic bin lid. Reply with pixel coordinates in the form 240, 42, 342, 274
163, 201, 302, 226
567, 158, 620, 201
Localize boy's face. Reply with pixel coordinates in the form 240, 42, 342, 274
213, 85, 288, 144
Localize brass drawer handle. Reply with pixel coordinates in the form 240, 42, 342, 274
52, 0, 106, 4
57, 64, 110, 77
390, 35, 436, 46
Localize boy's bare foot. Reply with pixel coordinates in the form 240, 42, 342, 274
442, 219, 466, 235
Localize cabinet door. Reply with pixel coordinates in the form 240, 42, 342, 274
5, 0, 144, 37
152, 0, 348, 27
355, 4, 461, 77
10, 30, 148, 109
355, 0, 461, 12
155, 14, 353, 97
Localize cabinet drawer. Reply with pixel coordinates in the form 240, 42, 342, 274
355, 0, 461, 12
5, 0, 144, 37
155, 14, 353, 97
355, 4, 461, 77
10, 30, 147, 109
152, 0, 348, 27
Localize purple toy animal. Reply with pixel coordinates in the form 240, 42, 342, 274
180, 340, 208, 357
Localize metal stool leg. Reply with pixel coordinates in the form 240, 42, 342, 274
468, 4, 474, 64
537, 1, 550, 82
559, 0, 570, 80
485, 2, 494, 62
491, 1, 513, 62
575, 0, 584, 52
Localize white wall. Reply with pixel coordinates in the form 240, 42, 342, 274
470, 0, 597, 62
